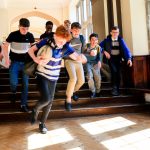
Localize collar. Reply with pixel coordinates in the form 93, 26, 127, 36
111, 37, 118, 41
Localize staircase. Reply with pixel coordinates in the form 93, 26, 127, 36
0, 67, 149, 122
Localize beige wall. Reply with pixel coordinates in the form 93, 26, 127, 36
91, 0, 106, 42
121, 0, 149, 55
0, 9, 9, 41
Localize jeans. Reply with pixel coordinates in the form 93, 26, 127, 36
85, 63, 101, 93
34, 75, 57, 123
9, 61, 29, 106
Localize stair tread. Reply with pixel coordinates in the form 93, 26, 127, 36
0, 102, 148, 114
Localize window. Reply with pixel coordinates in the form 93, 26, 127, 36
76, 0, 93, 42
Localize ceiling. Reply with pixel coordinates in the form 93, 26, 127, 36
0, 0, 71, 9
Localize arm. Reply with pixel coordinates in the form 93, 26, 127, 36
69, 52, 87, 64
121, 39, 132, 67
3, 42, 10, 68
100, 39, 111, 59
28, 45, 47, 65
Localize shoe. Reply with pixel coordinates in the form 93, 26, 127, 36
30, 109, 37, 124
72, 92, 79, 101
65, 101, 72, 111
39, 123, 48, 134
10, 93, 16, 104
90, 92, 96, 98
111, 88, 119, 96
21, 105, 29, 112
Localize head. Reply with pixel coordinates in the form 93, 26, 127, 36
19, 18, 30, 35
89, 33, 99, 46
64, 20, 71, 31
71, 22, 81, 38
54, 25, 71, 48
45, 21, 53, 33
110, 26, 120, 39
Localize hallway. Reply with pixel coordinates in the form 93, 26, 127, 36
1, 113, 150, 150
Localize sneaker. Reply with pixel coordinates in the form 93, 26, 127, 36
90, 92, 96, 98
39, 123, 48, 134
72, 92, 79, 101
111, 87, 119, 96
65, 101, 72, 111
10, 93, 16, 104
30, 109, 37, 124
21, 105, 29, 112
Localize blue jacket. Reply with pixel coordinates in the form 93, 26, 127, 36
100, 35, 132, 61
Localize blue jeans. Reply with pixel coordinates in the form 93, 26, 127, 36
34, 75, 57, 123
85, 63, 101, 93
9, 61, 29, 106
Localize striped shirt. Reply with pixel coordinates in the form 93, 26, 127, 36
36, 38, 74, 81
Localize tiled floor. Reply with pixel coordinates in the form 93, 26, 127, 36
1, 113, 150, 150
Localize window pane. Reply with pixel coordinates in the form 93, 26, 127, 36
83, 0, 87, 21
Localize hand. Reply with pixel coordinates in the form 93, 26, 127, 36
90, 50, 97, 56
94, 61, 101, 69
34, 56, 48, 65
78, 54, 87, 64
127, 59, 132, 67
97, 61, 101, 69
104, 51, 111, 59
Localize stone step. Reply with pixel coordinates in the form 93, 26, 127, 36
0, 94, 145, 109
0, 88, 132, 100
0, 102, 150, 122
0, 82, 111, 92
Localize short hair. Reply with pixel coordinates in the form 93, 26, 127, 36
89, 33, 98, 40
64, 20, 71, 24
19, 18, 30, 27
55, 25, 71, 41
111, 26, 119, 31
46, 21, 53, 26
71, 22, 81, 29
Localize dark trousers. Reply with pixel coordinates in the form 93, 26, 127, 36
34, 75, 56, 123
108, 56, 121, 90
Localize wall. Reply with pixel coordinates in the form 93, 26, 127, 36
0, 2, 72, 39
91, 0, 106, 42
121, 0, 149, 56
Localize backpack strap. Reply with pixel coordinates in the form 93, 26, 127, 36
79, 35, 85, 53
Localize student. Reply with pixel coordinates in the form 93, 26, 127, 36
64, 22, 86, 111
28, 25, 87, 134
100, 26, 132, 96
3, 18, 35, 112
84, 33, 101, 98
64, 20, 71, 32
40, 21, 54, 39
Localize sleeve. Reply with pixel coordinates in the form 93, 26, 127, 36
121, 39, 132, 60
81, 35, 86, 53
99, 39, 105, 52
63, 43, 75, 57
40, 34, 44, 39
6, 32, 14, 43
29, 33, 35, 43
36, 38, 48, 49
96, 45, 101, 62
